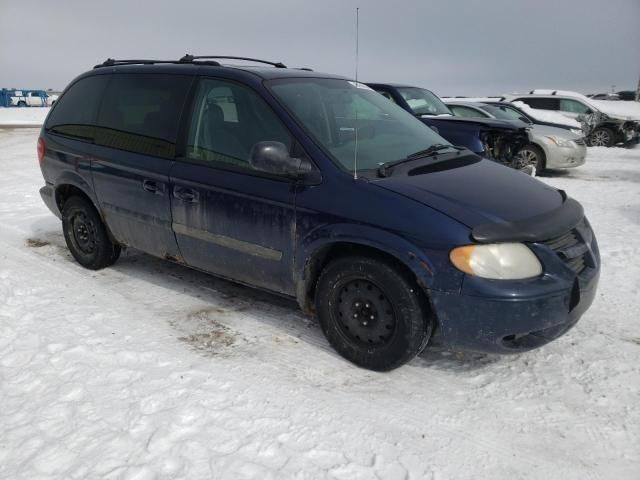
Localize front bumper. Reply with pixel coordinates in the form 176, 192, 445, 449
429, 223, 600, 354
545, 142, 587, 169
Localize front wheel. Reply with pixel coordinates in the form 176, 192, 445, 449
315, 255, 432, 371
516, 144, 545, 173
62, 196, 121, 270
588, 127, 615, 147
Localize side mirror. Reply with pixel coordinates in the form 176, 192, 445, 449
429, 125, 440, 134
249, 141, 318, 182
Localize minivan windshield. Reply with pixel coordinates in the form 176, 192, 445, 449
268, 78, 450, 172
396, 87, 452, 116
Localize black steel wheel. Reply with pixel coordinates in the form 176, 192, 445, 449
315, 255, 432, 371
334, 279, 397, 347
62, 196, 120, 270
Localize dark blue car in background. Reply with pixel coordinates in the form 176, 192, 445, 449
37, 56, 600, 370
367, 83, 531, 171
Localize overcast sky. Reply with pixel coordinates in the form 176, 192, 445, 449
1, 0, 638, 96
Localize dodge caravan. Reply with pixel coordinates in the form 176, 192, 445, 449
38, 56, 600, 370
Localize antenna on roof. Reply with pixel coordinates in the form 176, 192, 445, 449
353, 7, 360, 181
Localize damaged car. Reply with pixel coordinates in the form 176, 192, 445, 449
445, 101, 587, 172
503, 90, 640, 147
367, 83, 533, 172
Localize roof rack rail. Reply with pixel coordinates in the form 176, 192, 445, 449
93, 55, 288, 70
92, 58, 216, 69
179, 54, 287, 68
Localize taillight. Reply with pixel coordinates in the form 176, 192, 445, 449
37, 137, 45, 164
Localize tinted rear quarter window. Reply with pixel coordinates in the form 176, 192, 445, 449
516, 97, 559, 110
45, 75, 109, 140
95, 74, 192, 158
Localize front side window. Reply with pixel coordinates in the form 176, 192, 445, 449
559, 99, 591, 114
269, 78, 447, 173
95, 74, 191, 158
186, 78, 292, 170
396, 87, 452, 116
482, 105, 531, 123
481, 104, 532, 124
45, 75, 109, 141
449, 105, 487, 118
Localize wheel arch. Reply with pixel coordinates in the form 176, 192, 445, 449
294, 228, 443, 315
54, 179, 118, 244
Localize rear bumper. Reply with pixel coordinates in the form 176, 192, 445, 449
40, 184, 61, 218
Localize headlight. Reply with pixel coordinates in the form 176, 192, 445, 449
570, 128, 583, 136
450, 243, 542, 280
545, 135, 575, 148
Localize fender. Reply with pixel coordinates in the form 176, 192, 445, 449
293, 222, 463, 311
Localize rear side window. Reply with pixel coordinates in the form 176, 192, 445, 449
45, 75, 108, 140
515, 97, 559, 110
95, 74, 191, 159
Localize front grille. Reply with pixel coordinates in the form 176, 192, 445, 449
541, 221, 591, 274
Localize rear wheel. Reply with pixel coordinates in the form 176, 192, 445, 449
17, 101, 26, 107
315, 255, 432, 371
588, 127, 615, 147
62, 196, 120, 270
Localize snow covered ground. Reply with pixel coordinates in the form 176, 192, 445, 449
1, 129, 639, 479
0, 107, 50, 127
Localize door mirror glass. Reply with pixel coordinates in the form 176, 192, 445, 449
249, 141, 310, 178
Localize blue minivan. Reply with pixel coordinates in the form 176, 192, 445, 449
37, 56, 600, 370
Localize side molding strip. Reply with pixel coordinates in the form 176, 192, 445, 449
172, 223, 283, 261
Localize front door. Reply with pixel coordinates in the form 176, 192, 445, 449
170, 78, 297, 295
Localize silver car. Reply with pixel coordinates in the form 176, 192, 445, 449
445, 101, 587, 171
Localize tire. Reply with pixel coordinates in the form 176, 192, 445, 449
315, 255, 432, 371
17, 101, 26, 107
588, 127, 615, 147
62, 196, 120, 270
517, 144, 545, 172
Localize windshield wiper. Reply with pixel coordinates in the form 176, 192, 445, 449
406, 144, 454, 158
377, 144, 461, 177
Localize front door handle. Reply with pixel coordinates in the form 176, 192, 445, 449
174, 186, 199, 203
142, 179, 165, 195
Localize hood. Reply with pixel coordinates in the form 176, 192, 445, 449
589, 99, 640, 121
530, 124, 583, 140
418, 114, 528, 131
373, 157, 563, 228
